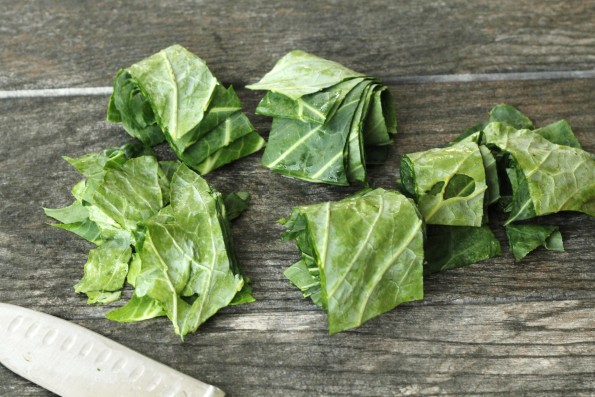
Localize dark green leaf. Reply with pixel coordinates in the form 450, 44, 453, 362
425, 225, 501, 274
505, 224, 564, 261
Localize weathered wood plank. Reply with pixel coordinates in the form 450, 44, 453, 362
2, 0, 595, 90
0, 78, 594, 396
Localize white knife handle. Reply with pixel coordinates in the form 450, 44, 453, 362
0, 303, 225, 397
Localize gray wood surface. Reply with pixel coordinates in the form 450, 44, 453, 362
2, 0, 595, 90
1, 1, 594, 396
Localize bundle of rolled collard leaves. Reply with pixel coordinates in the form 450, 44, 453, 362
107, 44, 265, 174
247, 50, 396, 185
44, 142, 254, 339
281, 188, 424, 334
402, 104, 594, 272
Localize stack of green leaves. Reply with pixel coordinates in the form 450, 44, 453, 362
401, 104, 594, 273
44, 142, 254, 339
247, 50, 397, 185
107, 44, 265, 174
281, 188, 424, 334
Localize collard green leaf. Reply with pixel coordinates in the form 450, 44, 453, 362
127, 45, 218, 140
46, 148, 253, 338
505, 224, 564, 261
108, 45, 263, 174
401, 141, 487, 226
74, 238, 131, 304
107, 69, 165, 146
488, 104, 534, 130
533, 120, 581, 149
223, 192, 251, 221
255, 78, 364, 124
93, 156, 164, 235
134, 164, 245, 337
246, 50, 364, 99
262, 80, 371, 185
106, 293, 165, 322
425, 225, 501, 274
250, 51, 396, 185
483, 122, 595, 218
191, 130, 265, 175
282, 188, 424, 334
479, 145, 500, 205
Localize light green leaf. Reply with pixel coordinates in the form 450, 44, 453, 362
106, 293, 165, 322
281, 188, 424, 334
134, 165, 247, 337
246, 50, 364, 99
401, 141, 487, 226
74, 238, 131, 302
108, 45, 263, 174
92, 156, 164, 233
483, 123, 595, 217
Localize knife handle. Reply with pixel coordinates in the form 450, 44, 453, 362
0, 303, 225, 397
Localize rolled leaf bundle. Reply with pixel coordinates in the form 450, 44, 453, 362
108, 44, 265, 174
45, 144, 253, 338
281, 188, 424, 334
248, 50, 397, 185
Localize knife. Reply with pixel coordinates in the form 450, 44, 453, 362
0, 303, 225, 397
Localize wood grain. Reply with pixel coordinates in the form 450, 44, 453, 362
1, 77, 593, 396
2, 0, 595, 90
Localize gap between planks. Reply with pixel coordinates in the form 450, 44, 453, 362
1, 69, 595, 99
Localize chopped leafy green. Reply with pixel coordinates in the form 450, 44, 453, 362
505, 224, 564, 261
483, 123, 595, 220
425, 225, 501, 274
281, 188, 424, 334
45, 147, 253, 338
108, 44, 265, 174
400, 141, 487, 226
449, 104, 594, 262
248, 50, 396, 185
488, 103, 534, 130
246, 50, 364, 99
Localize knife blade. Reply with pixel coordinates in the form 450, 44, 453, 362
0, 303, 225, 397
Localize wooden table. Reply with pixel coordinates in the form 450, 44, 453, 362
1, 1, 594, 395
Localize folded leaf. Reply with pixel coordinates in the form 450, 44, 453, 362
250, 51, 396, 185
108, 45, 264, 174
483, 123, 595, 219
425, 225, 501, 274
400, 141, 487, 226
505, 224, 564, 261
246, 50, 364, 99
282, 188, 424, 334
134, 164, 246, 337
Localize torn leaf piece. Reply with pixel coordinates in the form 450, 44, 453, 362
505, 224, 564, 261
74, 238, 131, 305
425, 225, 501, 274
483, 123, 595, 219
400, 141, 487, 226
281, 188, 424, 334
